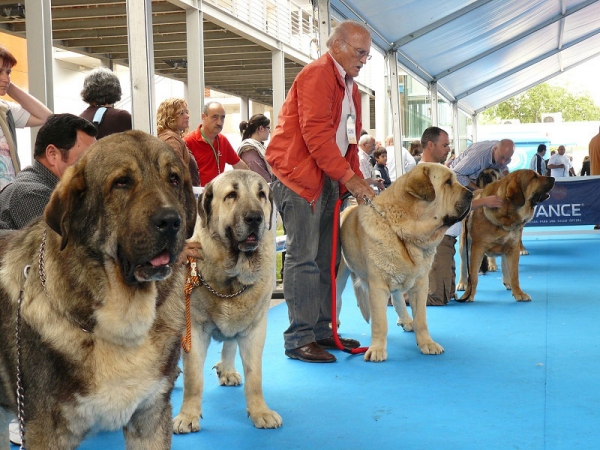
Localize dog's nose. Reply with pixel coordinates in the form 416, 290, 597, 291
152, 207, 182, 237
244, 211, 263, 227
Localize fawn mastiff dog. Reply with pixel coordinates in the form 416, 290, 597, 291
172, 170, 282, 434
457, 169, 555, 302
337, 163, 473, 362
0, 131, 196, 450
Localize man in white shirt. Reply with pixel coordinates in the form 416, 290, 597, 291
357, 134, 376, 179
385, 135, 416, 181
547, 145, 574, 177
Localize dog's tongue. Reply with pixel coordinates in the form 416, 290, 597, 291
150, 251, 170, 267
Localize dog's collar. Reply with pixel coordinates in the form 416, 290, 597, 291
363, 197, 385, 218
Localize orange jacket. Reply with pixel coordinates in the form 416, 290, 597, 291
266, 54, 362, 204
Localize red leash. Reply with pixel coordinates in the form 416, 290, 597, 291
330, 194, 369, 355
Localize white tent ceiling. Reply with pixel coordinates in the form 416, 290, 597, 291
331, 0, 600, 115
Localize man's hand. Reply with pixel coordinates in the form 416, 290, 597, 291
344, 175, 375, 202
367, 177, 385, 191
177, 241, 203, 265
474, 195, 503, 209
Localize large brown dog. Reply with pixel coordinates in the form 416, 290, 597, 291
456, 169, 554, 302
338, 163, 473, 362
0, 131, 196, 450
172, 170, 282, 434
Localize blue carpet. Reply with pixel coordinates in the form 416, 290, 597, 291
13, 232, 600, 449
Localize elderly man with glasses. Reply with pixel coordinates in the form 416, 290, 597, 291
266, 20, 375, 363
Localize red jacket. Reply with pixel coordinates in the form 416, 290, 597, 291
266, 53, 362, 204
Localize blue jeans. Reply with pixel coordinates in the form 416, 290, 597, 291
272, 178, 340, 350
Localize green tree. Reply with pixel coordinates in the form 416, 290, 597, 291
481, 83, 600, 123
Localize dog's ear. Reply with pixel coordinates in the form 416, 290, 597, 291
182, 177, 197, 239
506, 177, 526, 207
197, 181, 214, 228
406, 166, 436, 202
44, 165, 86, 251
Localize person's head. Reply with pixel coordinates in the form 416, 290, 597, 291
201, 101, 226, 138
550, 150, 556, 156
409, 140, 423, 157
80, 67, 123, 106
0, 46, 17, 97
557, 145, 566, 155
584, 155, 590, 162
373, 146, 387, 165
537, 143, 547, 155
421, 126, 450, 163
360, 129, 369, 136
358, 134, 376, 154
156, 98, 189, 135
239, 113, 270, 141
34, 114, 97, 178
492, 139, 514, 166
326, 20, 372, 78
385, 135, 394, 147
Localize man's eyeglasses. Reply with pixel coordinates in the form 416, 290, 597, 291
343, 40, 372, 61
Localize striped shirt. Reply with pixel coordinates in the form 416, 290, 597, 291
449, 140, 509, 187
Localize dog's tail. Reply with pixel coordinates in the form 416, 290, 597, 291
351, 274, 371, 323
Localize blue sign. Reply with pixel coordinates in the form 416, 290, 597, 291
526, 176, 600, 227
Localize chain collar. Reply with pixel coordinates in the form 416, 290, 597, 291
198, 273, 247, 298
362, 196, 385, 218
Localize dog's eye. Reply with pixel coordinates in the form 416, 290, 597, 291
258, 190, 267, 200
446, 178, 453, 186
113, 176, 132, 189
169, 173, 180, 186
225, 192, 237, 200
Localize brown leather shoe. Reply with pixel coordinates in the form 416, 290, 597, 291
285, 342, 336, 363
316, 336, 360, 349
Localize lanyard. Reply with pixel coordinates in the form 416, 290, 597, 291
200, 128, 221, 174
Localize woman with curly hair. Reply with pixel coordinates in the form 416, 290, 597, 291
156, 98, 200, 186
79, 67, 132, 139
237, 113, 271, 182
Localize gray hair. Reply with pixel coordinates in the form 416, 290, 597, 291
325, 20, 370, 50
359, 134, 374, 146
202, 101, 223, 115
80, 67, 122, 106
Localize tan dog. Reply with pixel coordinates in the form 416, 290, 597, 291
173, 170, 282, 434
337, 163, 473, 362
457, 169, 555, 302
0, 131, 196, 450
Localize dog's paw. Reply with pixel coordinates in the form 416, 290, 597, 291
364, 346, 387, 362
173, 412, 201, 434
513, 291, 531, 302
456, 292, 474, 302
456, 281, 467, 291
520, 249, 529, 256
397, 318, 413, 332
503, 282, 512, 290
248, 408, 283, 429
488, 262, 498, 272
418, 341, 444, 355
214, 362, 242, 386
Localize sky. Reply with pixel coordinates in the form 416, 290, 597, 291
549, 57, 600, 106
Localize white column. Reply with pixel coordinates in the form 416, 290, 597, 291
25, 0, 54, 152
126, 0, 155, 134
361, 93, 371, 132
430, 82, 439, 127
385, 51, 404, 176
240, 97, 250, 121
452, 102, 460, 151
271, 49, 285, 128
472, 113, 478, 143
186, 3, 205, 130
315, 0, 331, 55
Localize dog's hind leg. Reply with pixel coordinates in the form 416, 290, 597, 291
335, 256, 351, 327
391, 289, 413, 331
173, 326, 210, 434
237, 312, 282, 429
456, 228, 470, 291
457, 244, 486, 302
214, 340, 242, 386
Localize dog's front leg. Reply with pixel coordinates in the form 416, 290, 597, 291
410, 277, 444, 355
391, 289, 413, 331
172, 324, 210, 434
502, 248, 531, 301
214, 340, 242, 386
364, 284, 389, 362
237, 312, 282, 429
456, 231, 470, 291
